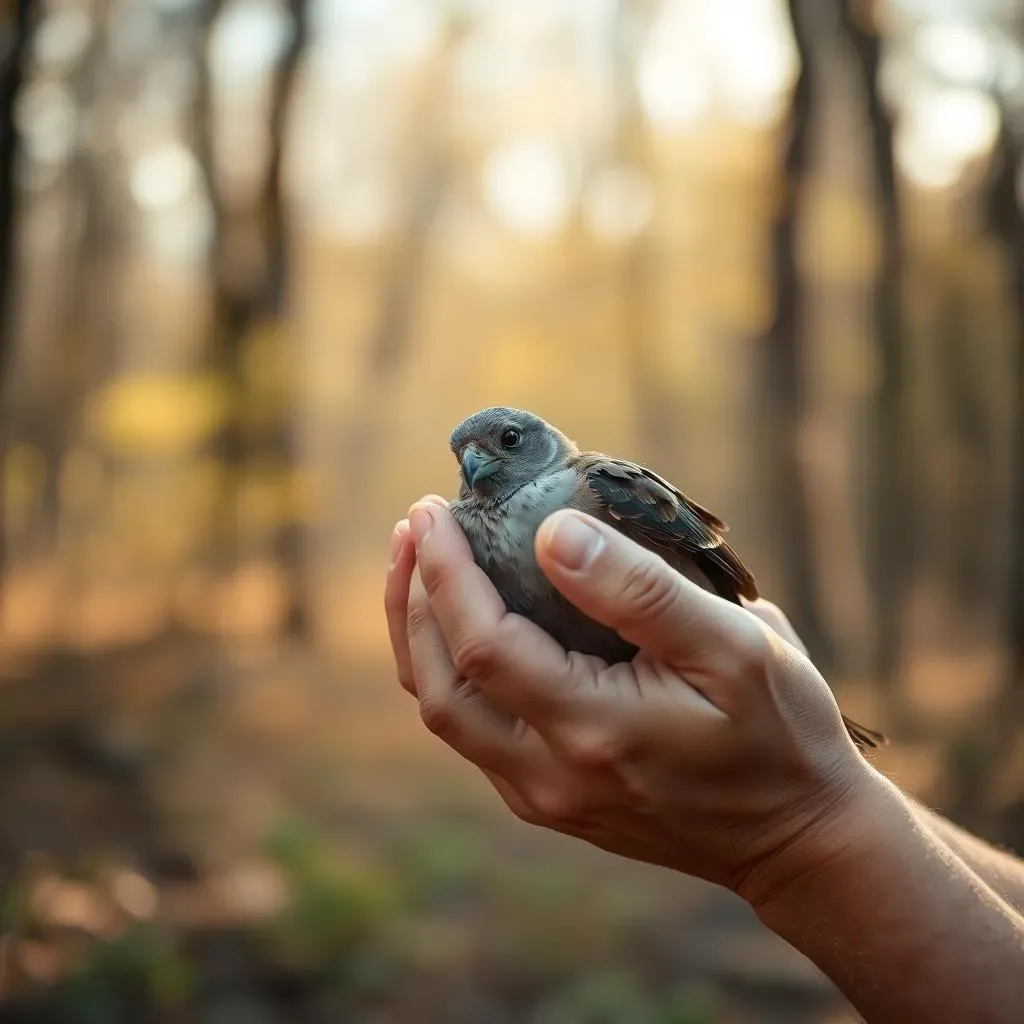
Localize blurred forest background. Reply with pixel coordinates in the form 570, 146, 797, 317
1, 0, 1023, 1021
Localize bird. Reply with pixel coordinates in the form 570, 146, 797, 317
447, 406, 885, 752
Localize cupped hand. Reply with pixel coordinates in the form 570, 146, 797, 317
384, 496, 876, 905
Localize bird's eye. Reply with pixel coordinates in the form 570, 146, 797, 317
500, 428, 522, 450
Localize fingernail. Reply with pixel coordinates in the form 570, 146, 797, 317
420, 494, 449, 509
409, 505, 434, 544
389, 520, 409, 566
546, 512, 603, 571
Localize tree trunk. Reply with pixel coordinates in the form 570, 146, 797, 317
991, 121, 1024, 721
934, 287, 992, 611
257, 0, 309, 636
999, 145, 1024, 847
196, 0, 309, 633
0, 0, 29, 384
841, 0, 910, 690
949, 113, 1024, 843
762, 0, 834, 667
0, 0, 32, 576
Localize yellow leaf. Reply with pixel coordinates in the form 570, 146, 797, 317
88, 374, 231, 455
241, 319, 297, 402
4, 443, 46, 539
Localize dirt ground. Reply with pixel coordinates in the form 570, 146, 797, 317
0, 589, 858, 1023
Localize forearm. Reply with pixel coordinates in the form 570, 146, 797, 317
909, 799, 1024, 913
751, 770, 1024, 1023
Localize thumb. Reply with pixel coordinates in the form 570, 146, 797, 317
535, 509, 767, 676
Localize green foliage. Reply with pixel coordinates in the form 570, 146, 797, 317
388, 822, 486, 906
659, 987, 720, 1024
334, 946, 404, 1002
55, 924, 193, 1022
54, 971, 119, 1024
261, 819, 402, 969
533, 972, 718, 1024
262, 818, 324, 877
2, 870, 35, 938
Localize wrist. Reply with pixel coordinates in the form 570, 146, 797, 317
737, 760, 902, 918
738, 764, 1024, 1022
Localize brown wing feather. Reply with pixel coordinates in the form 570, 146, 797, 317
841, 715, 887, 751
569, 452, 758, 604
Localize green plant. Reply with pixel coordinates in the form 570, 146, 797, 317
532, 972, 718, 1024
262, 819, 402, 969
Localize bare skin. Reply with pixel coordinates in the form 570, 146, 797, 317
743, 598, 1024, 916
384, 495, 1024, 1023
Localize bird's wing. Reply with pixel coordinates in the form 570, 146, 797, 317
568, 452, 759, 603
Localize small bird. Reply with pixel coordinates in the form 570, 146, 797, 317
448, 406, 885, 752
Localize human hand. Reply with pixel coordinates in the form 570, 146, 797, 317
384, 497, 877, 906
741, 597, 809, 656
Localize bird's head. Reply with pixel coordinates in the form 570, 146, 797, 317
449, 407, 576, 502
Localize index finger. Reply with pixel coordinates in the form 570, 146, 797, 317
384, 518, 416, 693
408, 502, 584, 726
385, 496, 451, 694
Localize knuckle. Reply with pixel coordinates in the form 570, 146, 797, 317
618, 558, 680, 626
562, 724, 627, 768
418, 695, 456, 739
720, 617, 773, 683
405, 596, 433, 641
416, 556, 449, 600
451, 631, 501, 682
528, 785, 583, 825
620, 765, 654, 803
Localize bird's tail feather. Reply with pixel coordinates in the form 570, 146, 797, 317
843, 714, 887, 752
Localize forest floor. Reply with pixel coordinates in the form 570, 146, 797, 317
0, 566, 859, 1023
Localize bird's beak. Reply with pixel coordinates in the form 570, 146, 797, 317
461, 443, 500, 488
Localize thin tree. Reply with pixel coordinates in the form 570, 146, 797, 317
0, 0, 32, 577
934, 284, 993, 610
991, 117, 1024, 728
949, 112, 1024, 842
839, 0, 911, 690
196, 0, 309, 633
996, 114, 1024, 848
0, 0, 30, 386
762, 0, 835, 667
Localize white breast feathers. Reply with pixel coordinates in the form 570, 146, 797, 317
493, 468, 577, 567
